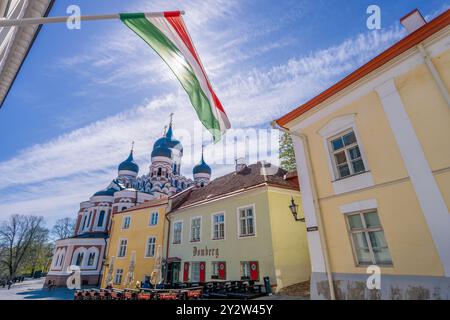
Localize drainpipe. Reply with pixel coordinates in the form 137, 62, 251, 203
164, 204, 172, 284
417, 43, 450, 108
272, 121, 336, 300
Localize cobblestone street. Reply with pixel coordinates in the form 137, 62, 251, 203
0, 278, 74, 300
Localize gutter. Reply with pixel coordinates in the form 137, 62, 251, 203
272, 120, 336, 300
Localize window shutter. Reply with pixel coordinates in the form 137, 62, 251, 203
199, 262, 206, 282
250, 261, 259, 281
218, 262, 226, 280
183, 262, 190, 282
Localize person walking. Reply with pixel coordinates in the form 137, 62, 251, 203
7, 279, 12, 290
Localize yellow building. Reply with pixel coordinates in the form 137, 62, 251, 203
274, 9, 450, 299
101, 199, 168, 289
165, 162, 311, 292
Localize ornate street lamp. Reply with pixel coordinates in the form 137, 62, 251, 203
289, 197, 305, 222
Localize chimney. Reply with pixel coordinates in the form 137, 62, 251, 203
235, 157, 247, 173
400, 9, 427, 34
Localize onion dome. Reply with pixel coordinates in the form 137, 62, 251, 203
193, 154, 211, 175
118, 150, 139, 173
151, 140, 172, 159
93, 187, 116, 197
153, 124, 183, 152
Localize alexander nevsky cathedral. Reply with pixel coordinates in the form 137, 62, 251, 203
45, 118, 212, 286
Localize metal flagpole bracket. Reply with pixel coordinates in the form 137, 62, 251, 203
0, 10, 186, 27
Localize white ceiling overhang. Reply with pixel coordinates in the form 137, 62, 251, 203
0, 0, 54, 109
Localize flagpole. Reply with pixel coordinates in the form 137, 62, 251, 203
0, 11, 185, 27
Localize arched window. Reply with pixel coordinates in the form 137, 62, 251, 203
75, 252, 84, 266
87, 252, 96, 266
200, 182, 205, 188
173, 164, 177, 173
97, 210, 105, 227
165, 171, 169, 178
157, 168, 162, 177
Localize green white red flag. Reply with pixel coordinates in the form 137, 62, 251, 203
120, 11, 231, 142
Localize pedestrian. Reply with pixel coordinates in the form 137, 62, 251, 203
7, 279, 12, 290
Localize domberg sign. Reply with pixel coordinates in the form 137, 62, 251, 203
193, 246, 219, 258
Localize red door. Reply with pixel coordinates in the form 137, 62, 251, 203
183, 262, 189, 282
249, 261, 259, 281
199, 262, 206, 282
218, 262, 226, 280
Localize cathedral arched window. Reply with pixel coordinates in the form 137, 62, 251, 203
97, 210, 105, 227
157, 168, 162, 177
75, 252, 84, 266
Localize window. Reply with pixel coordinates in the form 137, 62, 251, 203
241, 261, 259, 281
122, 216, 131, 229
81, 215, 87, 230
238, 206, 255, 237
211, 262, 226, 280
212, 213, 225, 240
173, 222, 182, 244
191, 262, 200, 282
157, 168, 162, 177
121, 206, 127, 212
145, 237, 156, 257
86, 213, 92, 230
97, 210, 105, 227
149, 212, 159, 226
114, 269, 123, 285
347, 210, 392, 265
241, 261, 250, 279
190, 217, 201, 242
75, 252, 84, 266
87, 252, 95, 266
118, 239, 127, 257
329, 130, 365, 179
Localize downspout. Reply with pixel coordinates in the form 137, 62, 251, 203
164, 202, 172, 284
272, 121, 336, 300
417, 43, 450, 108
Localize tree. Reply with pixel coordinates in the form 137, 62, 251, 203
0, 215, 48, 278
279, 132, 297, 172
51, 217, 75, 240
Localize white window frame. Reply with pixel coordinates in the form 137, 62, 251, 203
149, 212, 159, 226
327, 129, 366, 180
237, 204, 257, 239
145, 236, 157, 258
190, 262, 201, 282
190, 216, 202, 243
114, 269, 123, 285
172, 220, 183, 244
318, 114, 373, 194
345, 209, 393, 267
211, 212, 226, 240
122, 216, 131, 230
117, 238, 128, 258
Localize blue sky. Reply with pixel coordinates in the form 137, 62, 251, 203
0, 0, 448, 226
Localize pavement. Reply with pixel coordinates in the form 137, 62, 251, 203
0, 278, 74, 300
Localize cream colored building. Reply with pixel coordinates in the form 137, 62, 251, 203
165, 163, 311, 292
274, 9, 450, 299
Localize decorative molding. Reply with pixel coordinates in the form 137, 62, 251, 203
340, 199, 378, 214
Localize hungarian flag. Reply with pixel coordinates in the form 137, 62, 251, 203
120, 11, 231, 142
